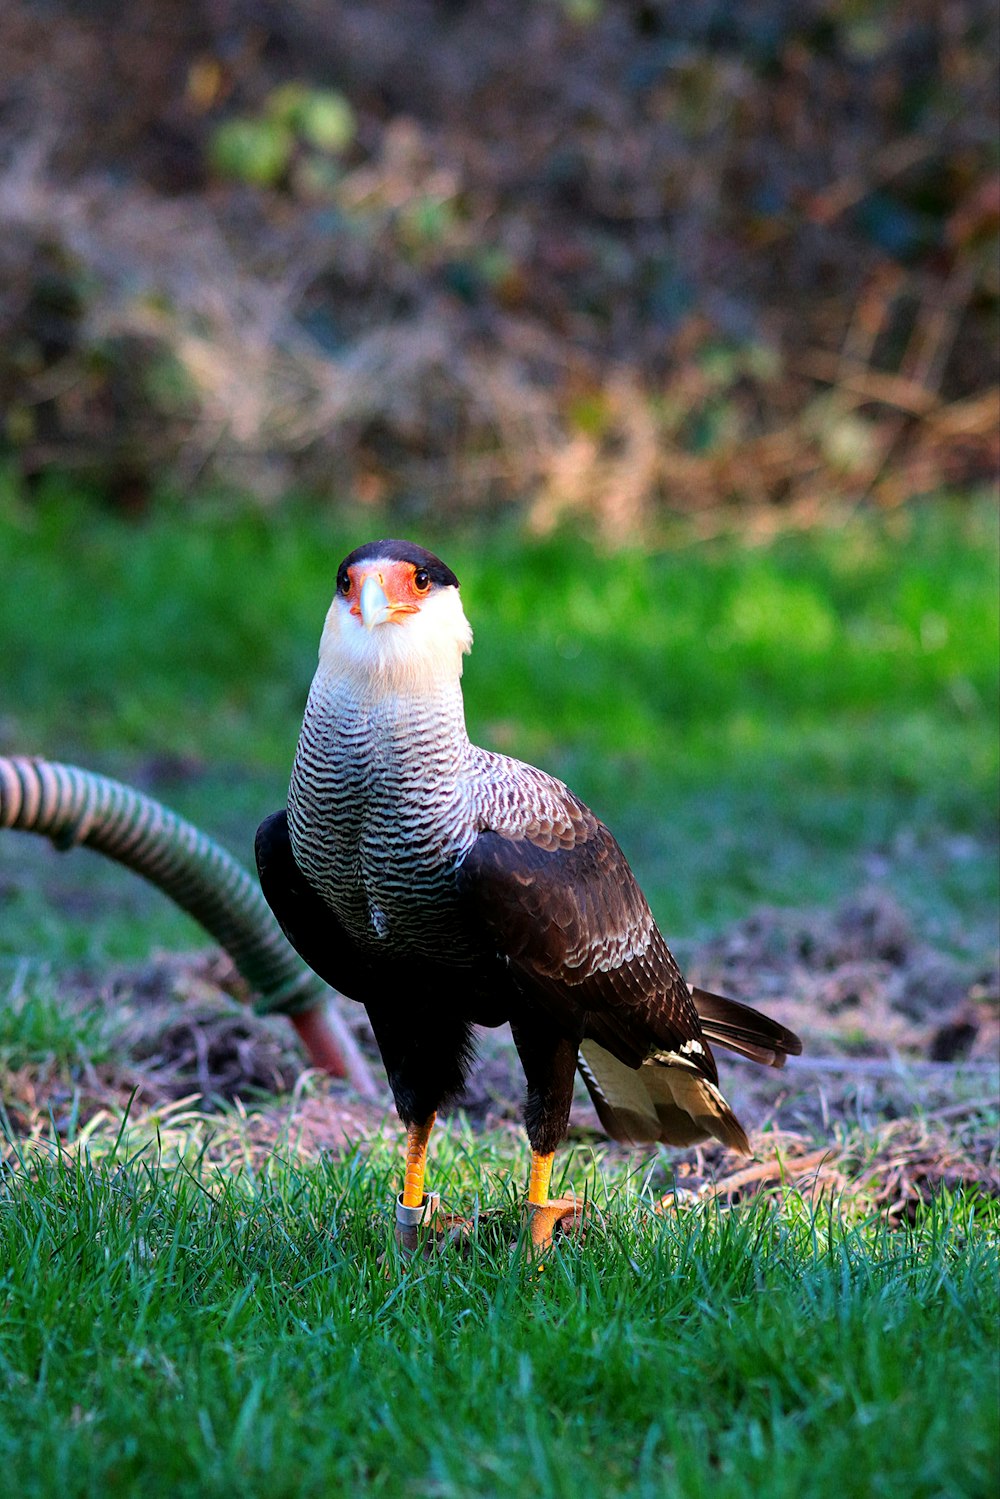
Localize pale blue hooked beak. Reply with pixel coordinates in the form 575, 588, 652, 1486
359, 574, 392, 631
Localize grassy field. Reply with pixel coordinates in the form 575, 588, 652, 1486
1, 479, 998, 1496
1, 1126, 997, 1499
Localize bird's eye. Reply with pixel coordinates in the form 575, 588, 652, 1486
337, 571, 351, 597
413, 568, 431, 592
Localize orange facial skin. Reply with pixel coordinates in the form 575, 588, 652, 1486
343, 559, 431, 622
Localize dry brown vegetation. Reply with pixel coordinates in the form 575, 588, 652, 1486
1, 1, 997, 528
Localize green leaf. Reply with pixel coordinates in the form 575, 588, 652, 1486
208, 118, 294, 187
266, 84, 356, 155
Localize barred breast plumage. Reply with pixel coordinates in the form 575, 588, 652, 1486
287, 663, 604, 966
288, 668, 482, 962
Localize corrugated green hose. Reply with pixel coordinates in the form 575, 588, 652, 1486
0, 755, 377, 1096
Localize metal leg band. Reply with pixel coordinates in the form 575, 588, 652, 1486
395, 1192, 441, 1229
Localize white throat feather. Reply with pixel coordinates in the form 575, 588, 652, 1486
317, 584, 473, 698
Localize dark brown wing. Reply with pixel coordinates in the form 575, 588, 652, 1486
456, 819, 756, 1152
456, 818, 709, 1072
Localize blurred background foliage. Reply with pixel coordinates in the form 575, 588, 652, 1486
0, 0, 996, 530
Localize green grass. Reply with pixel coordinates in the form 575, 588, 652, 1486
2, 477, 996, 786
0, 1132, 996, 1499
0, 963, 113, 1070
1, 474, 997, 963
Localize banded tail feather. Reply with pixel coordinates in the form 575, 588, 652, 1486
577, 1041, 752, 1155
575, 988, 800, 1154
689, 987, 802, 1069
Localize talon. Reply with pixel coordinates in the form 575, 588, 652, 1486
523, 1194, 588, 1252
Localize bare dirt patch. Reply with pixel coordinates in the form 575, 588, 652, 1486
691, 887, 998, 1063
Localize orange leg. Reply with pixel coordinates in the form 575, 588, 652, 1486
525, 1151, 586, 1251
527, 1150, 555, 1207
401, 1114, 436, 1208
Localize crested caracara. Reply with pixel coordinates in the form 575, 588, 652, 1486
255, 540, 801, 1247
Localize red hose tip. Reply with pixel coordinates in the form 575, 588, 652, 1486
289, 1006, 350, 1079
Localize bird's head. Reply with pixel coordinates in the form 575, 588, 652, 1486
318, 539, 473, 692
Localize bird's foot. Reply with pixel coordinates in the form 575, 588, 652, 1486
394, 1193, 472, 1258
523, 1194, 588, 1254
